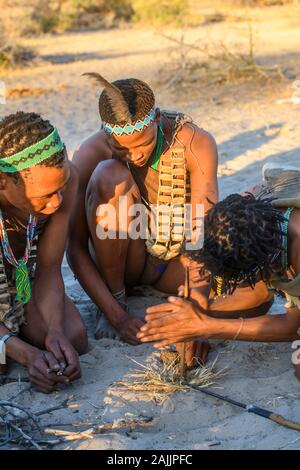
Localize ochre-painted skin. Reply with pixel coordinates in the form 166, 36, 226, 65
0, 161, 88, 393
69, 109, 272, 366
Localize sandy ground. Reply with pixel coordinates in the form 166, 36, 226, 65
0, 6, 300, 450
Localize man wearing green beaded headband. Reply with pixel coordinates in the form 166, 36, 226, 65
0, 111, 87, 394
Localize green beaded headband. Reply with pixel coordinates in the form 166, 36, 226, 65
0, 128, 65, 173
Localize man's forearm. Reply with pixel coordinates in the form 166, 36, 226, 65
68, 248, 127, 328
0, 324, 37, 367
205, 312, 300, 342
33, 270, 65, 332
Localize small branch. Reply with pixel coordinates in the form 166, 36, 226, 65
9, 384, 32, 401
8, 422, 42, 450
0, 400, 40, 430
34, 399, 70, 417
42, 416, 154, 443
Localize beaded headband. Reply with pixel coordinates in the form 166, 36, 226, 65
102, 107, 156, 136
0, 128, 65, 173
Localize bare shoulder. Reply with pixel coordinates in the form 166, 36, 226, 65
72, 129, 112, 188
179, 123, 217, 151
176, 123, 218, 167
72, 130, 111, 169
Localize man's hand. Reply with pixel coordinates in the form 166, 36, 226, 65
116, 317, 145, 345
178, 285, 209, 310
27, 349, 71, 394
45, 332, 81, 382
137, 296, 211, 348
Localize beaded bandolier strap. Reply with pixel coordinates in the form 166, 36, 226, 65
145, 111, 192, 261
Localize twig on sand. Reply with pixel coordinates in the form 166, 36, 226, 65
0, 397, 72, 449
7, 421, 42, 450
0, 393, 153, 448
9, 384, 32, 401
179, 266, 190, 381
44, 427, 94, 440
0, 405, 41, 450
34, 399, 70, 417
0, 400, 40, 429
279, 436, 300, 450
3, 377, 30, 385
43, 416, 154, 442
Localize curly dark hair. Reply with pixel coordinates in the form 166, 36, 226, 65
0, 111, 66, 180
190, 193, 286, 293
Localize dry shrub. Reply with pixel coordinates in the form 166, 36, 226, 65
6, 83, 67, 99
0, 29, 36, 70
158, 21, 284, 91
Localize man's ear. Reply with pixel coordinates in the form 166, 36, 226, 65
155, 108, 160, 123
0, 174, 7, 190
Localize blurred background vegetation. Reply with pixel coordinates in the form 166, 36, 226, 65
1, 0, 298, 36
0, 0, 299, 68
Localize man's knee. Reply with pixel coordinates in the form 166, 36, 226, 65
89, 159, 134, 202
69, 319, 88, 355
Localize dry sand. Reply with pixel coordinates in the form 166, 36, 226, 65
0, 6, 300, 450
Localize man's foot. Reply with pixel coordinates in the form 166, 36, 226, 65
94, 310, 119, 340
94, 288, 127, 340
128, 285, 169, 299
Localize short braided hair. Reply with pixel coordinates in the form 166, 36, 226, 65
99, 78, 155, 125
190, 193, 285, 293
0, 111, 66, 179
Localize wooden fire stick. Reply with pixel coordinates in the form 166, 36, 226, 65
179, 266, 190, 381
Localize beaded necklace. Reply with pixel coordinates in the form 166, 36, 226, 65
150, 124, 164, 171
0, 210, 37, 304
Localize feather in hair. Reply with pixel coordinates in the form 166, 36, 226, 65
83, 72, 132, 123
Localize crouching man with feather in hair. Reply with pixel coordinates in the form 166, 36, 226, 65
68, 74, 272, 367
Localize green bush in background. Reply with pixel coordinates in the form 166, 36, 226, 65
132, 0, 189, 26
